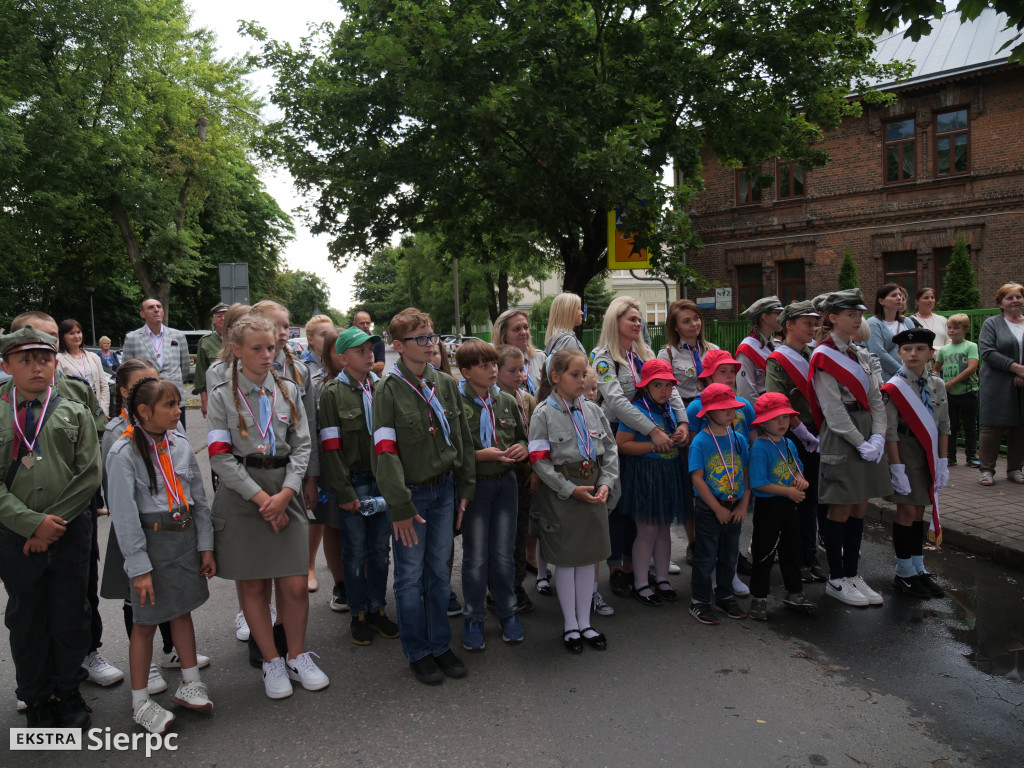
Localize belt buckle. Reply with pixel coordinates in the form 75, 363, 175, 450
580, 467, 593, 480
178, 516, 193, 531
259, 456, 275, 470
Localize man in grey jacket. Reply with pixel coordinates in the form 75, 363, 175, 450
121, 298, 191, 426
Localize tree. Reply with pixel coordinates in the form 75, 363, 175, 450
252, 1, 898, 296
262, 270, 341, 327
837, 250, 859, 290
937, 236, 982, 311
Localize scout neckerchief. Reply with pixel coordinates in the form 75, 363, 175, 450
896, 369, 933, 414
882, 371, 943, 545
237, 380, 277, 455
513, 387, 529, 430
546, 394, 595, 466
809, 334, 871, 411
119, 408, 135, 440
681, 343, 704, 378
391, 363, 451, 445
759, 434, 804, 484
636, 392, 677, 434
705, 426, 739, 502
143, 430, 190, 521
624, 349, 643, 388
736, 333, 771, 371
336, 369, 378, 434
459, 380, 496, 448
769, 343, 825, 431
11, 386, 52, 465
523, 358, 537, 395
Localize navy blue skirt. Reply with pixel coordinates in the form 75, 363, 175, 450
618, 452, 689, 526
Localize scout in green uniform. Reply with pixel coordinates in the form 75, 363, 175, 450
455, 339, 528, 651
318, 326, 399, 645
193, 302, 228, 418
371, 308, 475, 685
0, 325, 102, 728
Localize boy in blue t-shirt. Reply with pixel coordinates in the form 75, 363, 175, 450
688, 384, 751, 625
747, 393, 818, 622
686, 349, 757, 442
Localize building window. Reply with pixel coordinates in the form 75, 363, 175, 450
736, 168, 762, 206
777, 260, 806, 305
884, 251, 918, 301
884, 118, 915, 183
777, 161, 805, 199
737, 264, 764, 311
935, 108, 969, 176
646, 302, 667, 324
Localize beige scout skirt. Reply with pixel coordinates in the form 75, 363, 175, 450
212, 465, 309, 580
818, 410, 893, 505
886, 430, 933, 507
534, 465, 612, 568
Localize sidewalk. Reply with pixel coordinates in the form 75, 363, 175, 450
868, 460, 1024, 571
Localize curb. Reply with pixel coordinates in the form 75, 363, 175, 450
867, 498, 1024, 572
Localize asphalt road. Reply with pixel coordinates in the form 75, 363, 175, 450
2, 395, 1022, 767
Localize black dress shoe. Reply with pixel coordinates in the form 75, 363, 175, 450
609, 569, 631, 598
581, 628, 607, 651
631, 585, 662, 607
563, 631, 583, 655
53, 690, 91, 729
25, 699, 57, 728
917, 572, 946, 598
433, 649, 467, 678
410, 655, 444, 685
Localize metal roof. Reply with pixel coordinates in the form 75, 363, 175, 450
871, 9, 1020, 88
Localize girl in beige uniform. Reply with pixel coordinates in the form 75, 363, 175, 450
206, 314, 328, 700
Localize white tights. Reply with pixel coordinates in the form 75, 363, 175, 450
632, 523, 671, 591
554, 565, 598, 638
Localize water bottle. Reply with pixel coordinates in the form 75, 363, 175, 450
359, 496, 389, 517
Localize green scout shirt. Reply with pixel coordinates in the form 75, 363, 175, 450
0, 372, 104, 434
765, 342, 815, 428
192, 332, 222, 395
370, 358, 475, 522
0, 391, 102, 538
460, 386, 528, 477
318, 373, 376, 505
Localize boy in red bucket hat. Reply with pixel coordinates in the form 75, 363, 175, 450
747, 393, 818, 621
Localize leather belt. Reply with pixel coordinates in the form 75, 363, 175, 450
234, 454, 289, 469
408, 470, 452, 488
558, 463, 596, 480
140, 515, 194, 532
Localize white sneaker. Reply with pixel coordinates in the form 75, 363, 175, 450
235, 610, 250, 642
147, 663, 168, 695
160, 650, 211, 669
849, 575, 883, 606
668, 562, 682, 575
16, 699, 27, 712
170, 680, 213, 714
285, 652, 330, 691
592, 591, 615, 616
82, 651, 124, 686
731, 574, 750, 597
133, 698, 175, 734
262, 657, 293, 699
825, 578, 869, 607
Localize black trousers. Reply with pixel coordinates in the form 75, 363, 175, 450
87, 502, 103, 651
750, 495, 803, 598
0, 512, 92, 703
788, 430, 823, 563
512, 469, 532, 591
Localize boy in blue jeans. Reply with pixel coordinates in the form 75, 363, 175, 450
456, 340, 529, 650
372, 309, 476, 684
688, 384, 751, 624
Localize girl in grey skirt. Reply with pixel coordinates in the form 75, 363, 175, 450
107, 377, 215, 734
809, 289, 892, 609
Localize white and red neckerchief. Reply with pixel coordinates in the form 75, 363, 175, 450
11, 386, 52, 460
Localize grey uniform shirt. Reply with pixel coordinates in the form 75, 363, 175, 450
528, 398, 619, 500
274, 350, 319, 477
105, 430, 213, 579
657, 342, 719, 402
591, 346, 687, 434
736, 333, 774, 402
812, 332, 887, 448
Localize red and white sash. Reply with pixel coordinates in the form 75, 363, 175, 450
769, 345, 824, 431
881, 375, 942, 544
735, 335, 770, 371
809, 343, 871, 412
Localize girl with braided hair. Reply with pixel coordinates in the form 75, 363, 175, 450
206, 314, 329, 699
106, 377, 215, 734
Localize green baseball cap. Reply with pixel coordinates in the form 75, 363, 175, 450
335, 326, 381, 354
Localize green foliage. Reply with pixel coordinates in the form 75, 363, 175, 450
262, 270, 341, 327
937, 236, 982, 311
254, 0, 891, 297
837, 250, 859, 290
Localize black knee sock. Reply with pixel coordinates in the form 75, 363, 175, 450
123, 602, 133, 639
911, 520, 926, 556
892, 522, 915, 559
824, 518, 845, 580
842, 517, 864, 577
158, 622, 174, 654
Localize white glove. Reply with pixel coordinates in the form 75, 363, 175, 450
868, 433, 887, 463
856, 439, 877, 462
890, 464, 912, 496
935, 457, 949, 491
793, 422, 819, 453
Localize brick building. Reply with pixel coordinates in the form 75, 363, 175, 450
686, 10, 1024, 319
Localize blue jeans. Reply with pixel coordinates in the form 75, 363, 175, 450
461, 471, 518, 622
337, 473, 392, 615
691, 498, 742, 605
392, 476, 455, 662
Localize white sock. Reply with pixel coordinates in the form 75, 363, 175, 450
554, 567, 579, 634
574, 567, 593, 631
132, 688, 149, 711
181, 665, 200, 683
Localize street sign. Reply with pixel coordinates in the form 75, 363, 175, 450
219, 263, 249, 306
715, 287, 733, 310
607, 210, 651, 270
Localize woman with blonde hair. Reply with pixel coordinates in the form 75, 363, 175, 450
494, 308, 545, 395
544, 293, 586, 356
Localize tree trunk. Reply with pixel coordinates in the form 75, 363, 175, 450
106, 195, 171, 317
497, 271, 509, 315
561, 210, 608, 296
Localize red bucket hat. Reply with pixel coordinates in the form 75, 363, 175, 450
697, 383, 745, 417
699, 349, 742, 380
637, 358, 678, 389
752, 392, 799, 425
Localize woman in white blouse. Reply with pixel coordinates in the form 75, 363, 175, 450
57, 317, 109, 410
910, 287, 949, 348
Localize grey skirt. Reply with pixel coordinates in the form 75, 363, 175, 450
886, 431, 933, 507
535, 468, 611, 568
131, 520, 210, 626
212, 466, 309, 580
818, 410, 893, 505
